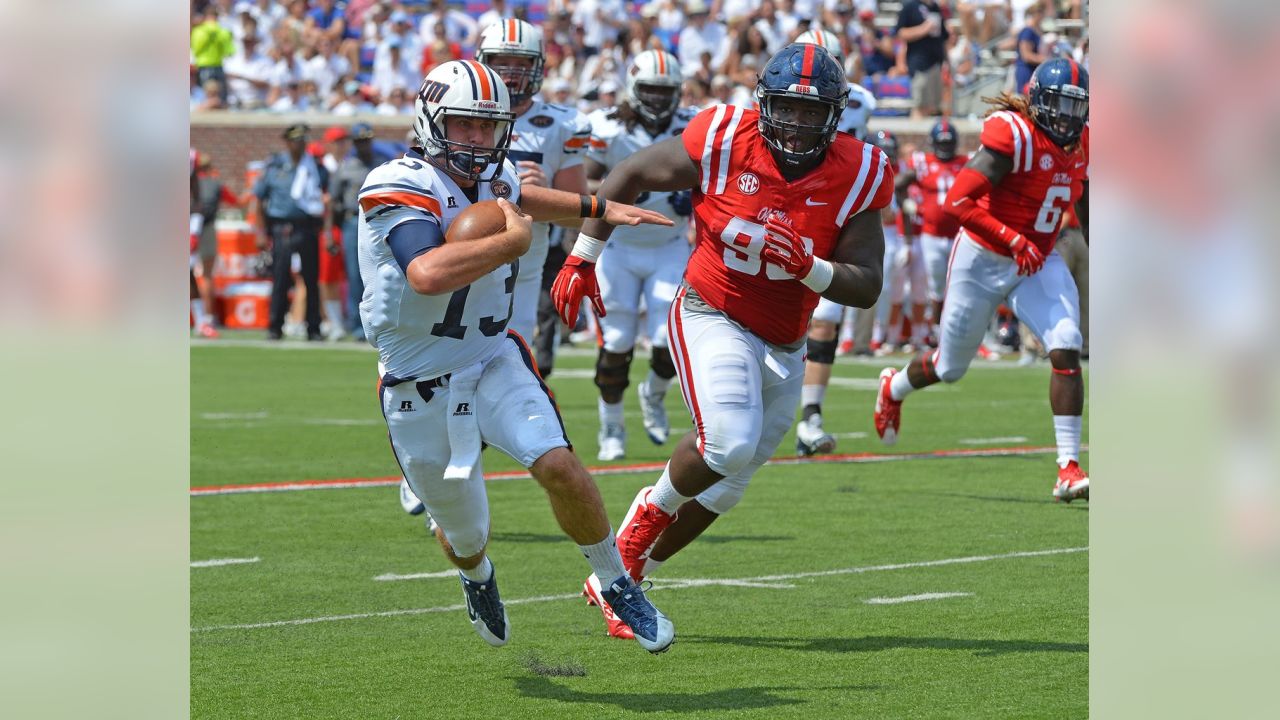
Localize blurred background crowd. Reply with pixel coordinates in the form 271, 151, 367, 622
192, 0, 1088, 120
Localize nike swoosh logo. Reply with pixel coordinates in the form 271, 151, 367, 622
1074, 163, 1086, 168
805, 198, 827, 206
952, 199, 966, 207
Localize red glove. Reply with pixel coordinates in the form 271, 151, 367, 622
550, 255, 605, 326
760, 217, 813, 279
1008, 233, 1046, 276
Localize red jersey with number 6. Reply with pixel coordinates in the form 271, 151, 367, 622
973, 111, 1088, 256
680, 105, 894, 345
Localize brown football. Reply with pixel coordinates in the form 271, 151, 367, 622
445, 200, 507, 243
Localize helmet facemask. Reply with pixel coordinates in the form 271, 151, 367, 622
477, 50, 544, 106
630, 80, 681, 129
420, 106, 514, 182
756, 92, 841, 167
1031, 85, 1089, 147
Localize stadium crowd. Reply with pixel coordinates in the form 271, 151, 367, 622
192, 0, 1088, 120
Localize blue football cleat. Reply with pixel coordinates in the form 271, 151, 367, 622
459, 564, 509, 647
600, 574, 674, 654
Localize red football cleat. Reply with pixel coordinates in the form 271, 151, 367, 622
581, 573, 634, 639
874, 368, 902, 446
198, 324, 220, 339
837, 338, 854, 356
615, 486, 676, 581
1053, 461, 1089, 503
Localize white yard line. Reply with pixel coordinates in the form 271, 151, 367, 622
833, 431, 868, 439
959, 436, 1029, 445
303, 418, 381, 426
374, 570, 460, 582
191, 557, 260, 568
193, 546, 1086, 633
864, 592, 974, 605
200, 411, 269, 421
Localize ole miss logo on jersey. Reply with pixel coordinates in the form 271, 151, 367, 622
679, 105, 894, 345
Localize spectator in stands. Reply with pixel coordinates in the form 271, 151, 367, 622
419, 0, 479, 48
269, 78, 311, 112
329, 79, 374, 115
573, 0, 626, 56
382, 10, 423, 72
1014, 2, 1047, 93
301, 36, 352, 99
279, 0, 313, 49
477, 0, 511, 37
579, 33, 626, 95
232, 5, 272, 50
895, 0, 951, 119
727, 23, 771, 79
304, 0, 348, 45
679, 1, 730, 75
195, 79, 228, 111
958, 0, 1008, 46
375, 86, 413, 115
251, 123, 329, 341
856, 8, 897, 81
371, 36, 417, 99
224, 35, 274, 109
753, 0, 795, 55
262, 40, 300, 108
192, 6, 237, 106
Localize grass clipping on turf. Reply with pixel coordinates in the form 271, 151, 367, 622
521, 652, 587, 677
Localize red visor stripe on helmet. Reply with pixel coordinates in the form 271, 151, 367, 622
801, 44, 815, 77
1069, 59, 1079, 86
507, 19, 516, 43
656, 50, 665, 75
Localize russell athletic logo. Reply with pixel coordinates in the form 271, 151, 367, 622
454, 402, 473, 416
399, 400, 415, 412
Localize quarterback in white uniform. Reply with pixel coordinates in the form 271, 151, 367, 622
476, 19, 591, 348
585, 49, 695, 462
365, 59, 675, 653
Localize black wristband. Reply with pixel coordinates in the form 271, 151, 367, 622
579, 194, 607, 219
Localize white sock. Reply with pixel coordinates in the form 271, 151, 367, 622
641, 556, 665, 578
459, 556, 493, 583
598, 398, 624, 428
324, 299, 343, 325
801, 384, 826, 409
648, 464, 691, 515
839, 309, 855, 340
645, 369, 672, 397
191, 299, 205, 326
890, 367, 916, 402
1054, 415, 1082, 467
579, 533, 628, 583
909, 320, 927, 345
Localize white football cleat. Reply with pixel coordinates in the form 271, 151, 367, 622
597, 423, 626, 461
795, 413, 836, 456
399, 478, 426, 516
637, 380, 669, 445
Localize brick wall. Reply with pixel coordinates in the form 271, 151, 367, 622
191, 113, 983, 195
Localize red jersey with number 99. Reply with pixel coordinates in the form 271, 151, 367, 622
680, 105, 894, 345
975, 111, 1088, 256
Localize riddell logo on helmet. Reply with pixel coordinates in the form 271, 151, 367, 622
475, 100, 501, 110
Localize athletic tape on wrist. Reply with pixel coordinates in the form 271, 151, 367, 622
570, 233, 607, 262
800, 257, 834, 293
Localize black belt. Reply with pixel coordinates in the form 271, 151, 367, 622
382, 371, 450, 389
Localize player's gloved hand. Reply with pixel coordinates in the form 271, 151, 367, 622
1007, 233, 1046, 276
667, 190, 692, 217
760, 216, 813, 279
551, 256, 605, 326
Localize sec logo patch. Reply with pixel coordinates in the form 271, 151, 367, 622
490, 179, 513, 198
528, 115, 554, 128
737, 172, 760, 195
1039, 154, 1054, 171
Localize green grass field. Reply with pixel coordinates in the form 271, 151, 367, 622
191, 335, 1088, 719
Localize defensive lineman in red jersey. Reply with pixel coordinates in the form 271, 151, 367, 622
552, 43, 892, 637
875, 58, 1090, 502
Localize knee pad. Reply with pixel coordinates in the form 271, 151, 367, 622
806, 337, 837, 365
594, 349, 633, 396
702, 435, 757, 477
1045, 323, 1083, 353
694, 475, 749, 515
649, 347, 677, 380
420, 476, 489, 557
936, 362, 967, 384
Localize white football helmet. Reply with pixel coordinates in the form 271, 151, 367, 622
625, 49, 683, 127
413, 60, 515, 182
476, 19, 545, 104
795, 28, 844, 66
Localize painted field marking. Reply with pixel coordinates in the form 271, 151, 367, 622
833, 431, 868, 439
200, 411, 269, 421
192, 546, 1086, 632
190, 444, 1085, 497
864, 592, 973, 605
374, 570, 459, 582
959, 436, 1028, 445
303, 418, 381, 426
191, 557, 260, 568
